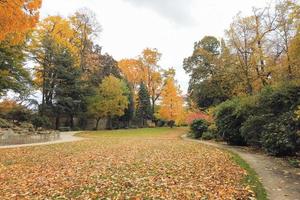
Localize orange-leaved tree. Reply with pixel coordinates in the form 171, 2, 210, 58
0, 0, 42, 43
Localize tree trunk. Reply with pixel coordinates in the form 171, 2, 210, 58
70, 115, 74, 129
55, 116, 60, 130
95, 117, 100, 130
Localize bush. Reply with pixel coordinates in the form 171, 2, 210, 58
156, 120, 166, 127
258, 83, 300, 115
167, 120, 175, 128
240, 115, 271, 147
31, 115, 51, 130
190, 119, 209, 139
214, 99, 248, 145
261, 112, 300, 156
202, 132, 214, 140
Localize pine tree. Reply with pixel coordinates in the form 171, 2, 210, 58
136, 82, 152, 127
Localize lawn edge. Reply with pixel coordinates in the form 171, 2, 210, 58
181, 134, 268, 200
227, 150, 268, 200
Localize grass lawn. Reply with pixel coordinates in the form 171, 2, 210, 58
0, 127, 253, 199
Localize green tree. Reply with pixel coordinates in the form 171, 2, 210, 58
136, 82, 152, 127
0, 41, 31, 97
53, 50, 84, 129
87, 75, 129, 130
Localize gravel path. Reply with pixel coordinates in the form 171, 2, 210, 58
182, 135, 300, 200
0, 131, 84, 149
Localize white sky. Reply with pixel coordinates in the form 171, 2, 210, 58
40, 0, 269, 94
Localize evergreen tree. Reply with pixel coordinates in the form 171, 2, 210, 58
53, 49, 84, 129
136, 82, 152, 127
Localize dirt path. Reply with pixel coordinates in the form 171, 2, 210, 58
0, 131, 84, 149
182, 135, 300, 200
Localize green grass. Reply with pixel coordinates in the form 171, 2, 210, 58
77, 127, 182, 138
229, 151, 268, 200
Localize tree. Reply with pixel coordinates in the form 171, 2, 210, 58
118, 58, 144, 92
30, 16, 78, 114
139, 48, 163, 116
0, 41, 31, 97
70, 8, 101, 71
52, 50, 84, 130
136, 82, 152, 127
87, 75, 129, 130
0, 0, 42, 43
184, 36, 232, 108
159, 78, 184, 126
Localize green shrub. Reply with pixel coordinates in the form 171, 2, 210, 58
261, 112, 300, 156
190, 119, 209, 139
31, 114, 51, 130
202, 131, 214, 140
240, 115, 271, 147
258, 83, 300, 114
214, 99, 247, 145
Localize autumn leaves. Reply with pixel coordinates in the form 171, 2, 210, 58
118, 49, 185, 126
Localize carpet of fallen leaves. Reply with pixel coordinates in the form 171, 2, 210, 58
0, 128, 253, 199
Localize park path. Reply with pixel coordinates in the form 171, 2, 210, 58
182, 135, 300, 200
0, 131, 84, 149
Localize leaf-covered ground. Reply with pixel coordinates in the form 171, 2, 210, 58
0, 128, 253, 199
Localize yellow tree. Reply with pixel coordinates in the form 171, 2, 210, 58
0, 0, 42, 43
159, 77, 185, 126
118, 58, 144, 91
87, 75, 129, 129
140, 48, 163, 115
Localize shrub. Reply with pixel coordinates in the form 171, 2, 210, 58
240, 115, 272, 147
214, 99, 247, 145
202, 131, 214, 140
167, 120, 175, 128
190, 119, 209, 139
261, 112, 300, 156
31, 114, 51, 130
156, 120, 166, 127
258, 83, 300, 114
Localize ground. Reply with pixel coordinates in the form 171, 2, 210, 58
0, 128, 252, 199
185, 139, 300, 200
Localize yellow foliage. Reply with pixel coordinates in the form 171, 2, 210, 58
159, 78, 185, 125
88, 75, 129, 118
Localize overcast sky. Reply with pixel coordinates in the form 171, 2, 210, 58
40, 0, 269, 94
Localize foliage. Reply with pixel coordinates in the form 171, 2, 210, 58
0, 0, 42, 43
215, 82, 300, 155
240, 115, 269, 147
0, 41, 31, 96
31, 114, 51, 130
190, 119, 209, 139
261, 112, 300, 156
87, 75, 129, 129
159, 78, 185, 125
214, 99, 248, 145
0, 99, 32, 122
136, 82, 152, 127
186, 111, 212, 124
201, 131, 214, 140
